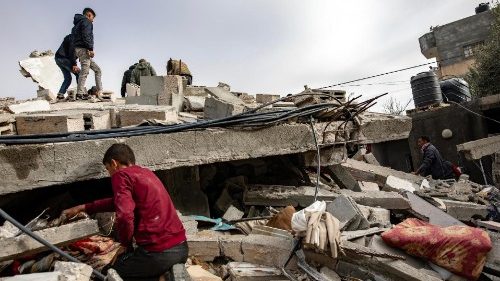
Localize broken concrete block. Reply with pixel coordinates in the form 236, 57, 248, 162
126, 83, 140, 97
0, 272, 63, 281
187, 233, 221, 262
187, 265, 222, 281
83, 111, 112, 130
369, 235, 426, 269
241, 234, 294, 268
363, 153, 380, 165
19, 54, 64, 94
37, 89, 57, 102
406, 192, 462, 227
184, 96, 205, 111
205, 87, 245, 105
15, 113, 84, 135
358, 181, 380, 192
185, 86, 208, 97
227, 262, 283, 281
383, 175, 416, 193
320, 266, 341, 281
457, 135, 500, 161
54, 261, 93, 281
204, 97, 245, 120
180, 216, 199, 235
119, 105, 178, 127
368, 206, 390, 226
220, 235, 245, 262
125, 95, 158, 105
7, 100, 51, 114
0, 220, 99, 262
250, 225, 293, 240
139, 75, 184, 112
476, 220, 500, 232
256, 94, 280, 104
326, 165, 362, 192
326, 195, 369, 231
441, 199, 488, 221
222, 205, 244, 222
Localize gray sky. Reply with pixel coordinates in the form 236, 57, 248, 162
1, 0, 489, 111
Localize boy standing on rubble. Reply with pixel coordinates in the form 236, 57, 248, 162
55, 34, 80, 100
62, 144, 187, 281
72, 8, 103, 101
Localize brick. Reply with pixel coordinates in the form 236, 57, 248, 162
255, 94, 280, 104
119, 105, 178, 127
15, 113, 84, 135
140, 75, 184, 112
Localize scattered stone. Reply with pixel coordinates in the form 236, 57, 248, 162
119, 105, 178, 127
222, 205, 244, 221
326, 195, 369, 231
227, 262, 283, 281
187, 265, 222, 281
326, 165, 361, 192
125, 83, 140, 97
204, 96, 245, 120
19, 54, 63, 94
358, 181, 380, 192
406, 192, 462, 227
170, 264, 191, 281
184, 96, 205, 111
15, 112, 85, 135
0, 220, 99, 262
256, 94, 280, 104
383, 175, 416, 193
7, 100, 51, 114
53, 261, 93, 281
363, 153, 380, 165
241, 234, 294, 268
139, 75, 184, 112
37, 89, 57, 102
441, 199, 488, 221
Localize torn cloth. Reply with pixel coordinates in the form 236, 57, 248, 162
303, 211, 342, 259
382, 218, 492, 280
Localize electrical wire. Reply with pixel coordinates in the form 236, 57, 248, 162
309, 116, 320, 202
314, 54, 464, 90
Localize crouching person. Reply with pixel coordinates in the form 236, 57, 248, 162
62, 144, 187, 281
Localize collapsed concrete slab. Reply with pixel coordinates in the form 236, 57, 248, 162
19, 55, 64, 94
15, 113, 85, 135
119, 105, 178, 127
457, 135, 500, 160
0, 220, 99, 262
7, 100, 51, 114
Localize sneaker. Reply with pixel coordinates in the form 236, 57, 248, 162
57, 93, 65, 100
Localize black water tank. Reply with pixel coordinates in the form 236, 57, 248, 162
411, 71, 443, 108
476, 3, 490, 14
440, 78, 471, 103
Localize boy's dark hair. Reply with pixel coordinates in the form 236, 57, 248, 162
103, 144, 136, 165
83, 7, 96, 17
419, 136, 431, 142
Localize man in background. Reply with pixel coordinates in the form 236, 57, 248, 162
130, 59, 156, 86
414, 136, 454, 180
120, 63, 138, 97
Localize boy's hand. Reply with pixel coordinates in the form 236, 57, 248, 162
61, 204, 86, 220
72, 65, 80, 74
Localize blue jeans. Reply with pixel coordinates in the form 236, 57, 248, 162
55, 57, 79, 94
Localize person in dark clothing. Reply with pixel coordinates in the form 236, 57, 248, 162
55, 34, 80, 100
72, 8, 102, 100
62, 144, 187, 281
121, 63, 138, 97
130, 59, 156, 86
414, 136, 454, 180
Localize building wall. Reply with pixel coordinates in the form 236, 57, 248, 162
438, 59, 475, 78
419, 10, 494, 77
371, 140, 413, 173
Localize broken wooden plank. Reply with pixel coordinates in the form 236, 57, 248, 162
0, 220, 99, 262
457, 135, 500, 160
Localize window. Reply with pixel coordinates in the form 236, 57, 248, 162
463, 41, 484, 58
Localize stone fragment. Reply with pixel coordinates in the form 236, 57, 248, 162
187, 265, 222, 281
363, 153, 380, 165
476, 220, 500, 232
37, 89, 57, 102
205, 87, 244, 105
441, 199, 488, 221
184, 96, 205, 111
19, 55, 63, 94
54, 261, 93, 281
171, 264, 191, 281
241, 234, 294, 267
256, 94, 280, 104
222, 205, 244, 222
326, 195, 369, 231
187, 233, 221, 262
15, 113, 84, 135
0, 220, 99, 262
83, 111, 112, 130
180, 216, 199, 235
227, 262, 283, 281
220, 235, 245, 262
0, 272, 63, 281
383, 175, 416, 193
320, 266, 342, 281
185, 86, 208, 97
368, 235, 426, 269
7, 100, 51, 114
358, 181, 380, 192
119, 105, 178, 127
457, 135, 500, 160
406, 192, 462, 227
326, 165, 361, 192
139, 75, 184, 112
125, 83, 140, 97
204, 97, 245, 120
368, 207, 391, 226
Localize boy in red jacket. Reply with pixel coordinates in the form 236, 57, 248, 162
63, 144, 187, 281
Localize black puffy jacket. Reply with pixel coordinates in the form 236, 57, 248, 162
55, 34, 77, 67
417, 143, 454, 180
71, 14, 94, 51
